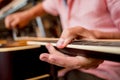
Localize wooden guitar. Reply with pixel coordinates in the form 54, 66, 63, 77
25, 37, 120, 62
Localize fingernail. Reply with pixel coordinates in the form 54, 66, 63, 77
57, 38, 64, 47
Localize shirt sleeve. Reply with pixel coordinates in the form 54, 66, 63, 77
42, 0, 58, 16
106, 0, 120, 30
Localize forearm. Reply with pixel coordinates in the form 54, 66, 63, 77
24, 3, 48, 20
94, 31, 120, 39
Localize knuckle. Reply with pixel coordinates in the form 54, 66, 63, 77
11, 23, 15, 27
49, 57, 56, 63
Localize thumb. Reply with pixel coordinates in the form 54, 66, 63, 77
56, 38, 73, 48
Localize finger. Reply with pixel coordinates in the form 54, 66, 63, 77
56, 38, 65, 48
45, 44, 69, 66
48, 55, 67, 67
63, 37, 74, 46
40, 52, 65, 67
40, 53, 61, 65
45, 43, 66, 66
45, 43, 69, 57
39, 53, 49, 62
45, 43, 83, 68
45, 43, 58, 54
57, 29, 76, 48
57, 37, 74, 48
5, 17, 13, 29
11, 19, 19, 28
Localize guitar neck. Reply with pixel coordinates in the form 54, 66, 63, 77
26, 39, 120, 62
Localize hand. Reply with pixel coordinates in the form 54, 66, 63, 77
5, 11, 32, 29
40, 43, 103, 69
56, 27, 97, 48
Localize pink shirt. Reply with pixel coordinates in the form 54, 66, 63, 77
42, 0, 120, 80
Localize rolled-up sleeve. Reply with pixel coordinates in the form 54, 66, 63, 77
42, 0, 58, 16
106, 0, 120, 30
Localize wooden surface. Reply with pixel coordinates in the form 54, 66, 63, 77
0, 39, 40, 52
15, 37, 59, 41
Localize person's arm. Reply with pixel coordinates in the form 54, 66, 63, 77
25, 3, 47, 19
93, 31, 120, 39
5, 2, 47, 29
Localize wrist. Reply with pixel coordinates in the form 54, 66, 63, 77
24, 10, 36, 20
90, 30, 101, 39
92, 31, 120, 39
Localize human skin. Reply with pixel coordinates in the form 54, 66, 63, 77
40, 27, 104, 69
5, 3, 47, 29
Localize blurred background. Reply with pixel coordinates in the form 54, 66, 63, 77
0, 0, 62, 40
0, 0, 62, 80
